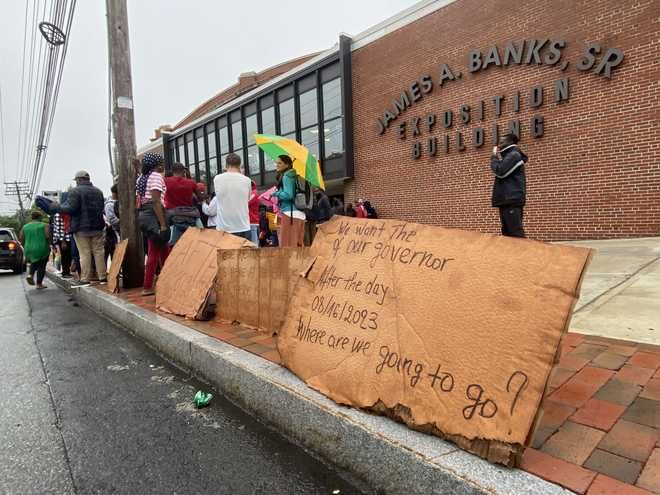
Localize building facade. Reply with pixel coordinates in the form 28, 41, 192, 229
140, 0, 659, 241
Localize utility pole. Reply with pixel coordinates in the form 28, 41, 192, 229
4, 181, 29, 224
106, 0, 143, 288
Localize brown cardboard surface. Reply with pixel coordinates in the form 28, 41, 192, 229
107, 239, 128, 293
215, 247, 309, 333
156, 228, 252, 319
277, 217, 592, 463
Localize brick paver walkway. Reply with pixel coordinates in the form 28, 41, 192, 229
117, 288, 659, 494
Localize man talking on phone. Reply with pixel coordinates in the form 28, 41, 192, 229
490, 133, 528, 237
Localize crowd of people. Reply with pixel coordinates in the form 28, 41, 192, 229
20, 132, 528, 293
24, 151, 378, 294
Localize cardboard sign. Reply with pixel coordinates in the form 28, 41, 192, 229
156, 228, 252, 319
107, 239, 128, 294
215, 247, 309, 333
277, 217, 592, 465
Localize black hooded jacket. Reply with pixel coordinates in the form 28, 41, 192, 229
490, 144, 528, 207
56, 180, 105, 233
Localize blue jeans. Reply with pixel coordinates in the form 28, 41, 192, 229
169, 219, 204, 246
233, 230, 252, 241
250, 224, 259, 247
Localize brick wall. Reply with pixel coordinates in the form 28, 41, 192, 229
351, 0, 660, 240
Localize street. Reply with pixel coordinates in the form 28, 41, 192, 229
0, 271, 360, 495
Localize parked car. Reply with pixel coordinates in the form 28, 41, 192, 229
0, 228, 26, 273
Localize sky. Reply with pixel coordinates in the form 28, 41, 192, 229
0, 0, 416, 214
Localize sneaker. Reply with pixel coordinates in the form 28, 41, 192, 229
26, 276, 34, 286
141, 288, 155, 296
36, 284, 47, 290
71, 280, 90, 288
98, 278, 108, 285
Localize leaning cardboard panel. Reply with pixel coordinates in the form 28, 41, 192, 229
277, 217, 592, 466
156, 228, 252, 319
215, 247, 309, 333
107, 239, 128, 293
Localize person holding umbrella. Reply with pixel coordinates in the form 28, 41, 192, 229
255, 134, 326, 248
273, 155, 305, 247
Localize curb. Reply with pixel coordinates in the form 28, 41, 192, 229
47, 272, 570, 495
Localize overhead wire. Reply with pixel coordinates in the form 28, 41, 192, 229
23, 0, 49, 185
15, 0, 30, 180
32, 0, 77, 196
18, 0, 39, 181
0, 82, 6, 182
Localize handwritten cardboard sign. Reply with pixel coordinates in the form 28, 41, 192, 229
107, 239, 128, 294
215, 247, 309, 333
156, 228, 252, 319
277, 217, 592, 465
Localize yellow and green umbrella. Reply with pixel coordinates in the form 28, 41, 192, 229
255, 134, 325, 190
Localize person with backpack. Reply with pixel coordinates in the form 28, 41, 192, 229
332, 198, 345, 216
490, 133, 528, 237
273, 155, 305, 247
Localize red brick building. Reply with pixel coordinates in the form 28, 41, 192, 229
140, 0, 659, 241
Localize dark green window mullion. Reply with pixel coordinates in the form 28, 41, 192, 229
316, 69, 325, 172
256, 98, 264, 184
294, 80, 301, 143
203, 127, 211, 189
241, 107, 249, 176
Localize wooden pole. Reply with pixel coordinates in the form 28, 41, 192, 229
106, 0, 143, 288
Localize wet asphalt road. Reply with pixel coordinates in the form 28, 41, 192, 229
0, 271, 361, 494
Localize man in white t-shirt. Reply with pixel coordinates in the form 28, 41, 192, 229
212, 153, 252, 240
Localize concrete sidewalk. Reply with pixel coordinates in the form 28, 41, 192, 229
563, 237, 660, 345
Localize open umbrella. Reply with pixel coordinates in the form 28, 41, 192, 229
255, 134, 325, 190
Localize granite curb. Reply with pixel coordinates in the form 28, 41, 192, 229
46, 271, 571, 495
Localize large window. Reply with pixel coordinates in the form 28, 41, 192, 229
185, 133, 195, 178
177, 137, 184, 165
299, 88, 318, 129
218, 122, 229, 171
195, 128, 206, 183
299, 87, 319, 161
279, 98, 295, 136
245, 111, 260, 182
260, 96, 276, 173
206, 122, 217, 178
322, 78, 343, 159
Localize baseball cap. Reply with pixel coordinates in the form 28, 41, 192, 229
74, 170, 90, 179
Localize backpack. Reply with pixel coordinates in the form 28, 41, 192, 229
294, 175, 314, 213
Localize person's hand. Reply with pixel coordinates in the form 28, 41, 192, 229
492, 146, 498, 155
160, 225, 168, 232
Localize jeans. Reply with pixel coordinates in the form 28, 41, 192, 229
169, 219, 203, 246
233, 230, 252, 241
143, 238, 170, 290
29, 257, 48, 285
250, 224, 259, 247
59, 240, 72, 276
73, 233, 107, 282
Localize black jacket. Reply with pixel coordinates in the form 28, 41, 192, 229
490, 145, 528, 207
57, 180, 105, 233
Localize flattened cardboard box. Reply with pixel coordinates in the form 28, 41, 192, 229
107, 239, 128, 293
156, 228, 252, 319
277, 217, 592, 465
215, 247, 309, 333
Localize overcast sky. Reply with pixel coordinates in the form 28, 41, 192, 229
0, 0, 415, 213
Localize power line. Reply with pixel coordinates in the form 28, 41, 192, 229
15, 1, 30, 177
31, 0, 77, 197
0, 82, 7, 183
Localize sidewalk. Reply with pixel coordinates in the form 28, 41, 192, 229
563, 237, 660, 345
